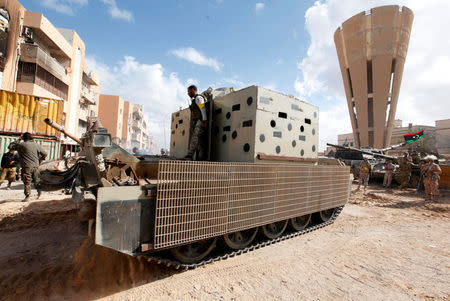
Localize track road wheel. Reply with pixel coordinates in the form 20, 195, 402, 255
289, 214, 311, 231
319, 208, 336, 222
261, 220, 288, 239
170, 238, 218, 264
223, 228, 258, 250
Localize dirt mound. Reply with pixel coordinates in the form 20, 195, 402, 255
71, 238, 173, 298
0, 210, 177, 301
349, 184, 450, 217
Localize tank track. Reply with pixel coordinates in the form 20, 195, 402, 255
143, 206, 344, 270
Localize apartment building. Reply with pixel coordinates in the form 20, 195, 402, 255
99, 94, 157, 153
98, 94, 124, 144
0, 0, 99, 145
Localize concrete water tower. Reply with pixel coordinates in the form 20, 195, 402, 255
334, 5, 413, 148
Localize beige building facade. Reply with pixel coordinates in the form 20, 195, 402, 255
334, 5, 414, 148
98, 94, 124, 144
435, 119, 450, 155
0, 0, 99, 143
99, 94, 156, 153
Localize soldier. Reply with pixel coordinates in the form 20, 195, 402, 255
9, 132, 47, 202
411, 151, 420, 165
358, 157, 371, 192
415, 159, 427, 194
398, 152, 412, 189
423, 156, 441, 201
0, 147, 19, 189
185, 85, 208, 160
383, 159, 396, 188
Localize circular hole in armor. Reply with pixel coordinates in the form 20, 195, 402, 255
259, 134, 265, 142
314, 111, 317, 118
270, 120, 276, 128
182, 130, 185, 136
312, 129, 315, 135
300, 125, 304, 132
226, 112, 231, 119
176, 124, 178, 129
222, 135, 227, 142
247, 97, 253, 106
276, 146, 281, 154
288, 123, 292, 131
301, 149, 304, 156
243, 143, 250, 152
292, 140, 296, 147
232, 131, 237, 139
312, 145, 316, 152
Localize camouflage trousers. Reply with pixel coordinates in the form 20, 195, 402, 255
187, 119, 206, 160
22, 167, 40, 197
424, 178, 439, 199
0, 168, 16, 185
383, 172, 393, 188
398, 171, 411, 189
358, 173, 370, 190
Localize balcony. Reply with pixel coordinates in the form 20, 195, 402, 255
80, 85, 98, 105
131, 119, 142, 131
131, 133, 141, 141
17, 61, 69, 100
20, 43, 70, 84
83, 70, 99, 86
78, 104, 89, 121
23, 11, 72, 60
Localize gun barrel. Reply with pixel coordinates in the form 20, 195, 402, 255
44, 118, 82, 144
326, 143, 397, 161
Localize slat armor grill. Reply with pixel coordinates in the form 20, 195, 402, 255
155, 160, 349, 249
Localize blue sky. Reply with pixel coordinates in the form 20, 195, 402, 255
20, 0, 450, 151
24, 0, 314, 95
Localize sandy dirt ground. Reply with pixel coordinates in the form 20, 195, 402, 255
0, 183, 449, 300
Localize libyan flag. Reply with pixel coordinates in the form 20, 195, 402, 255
404, 129, 424, 143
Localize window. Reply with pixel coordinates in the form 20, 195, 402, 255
368, 97, 373, 127
367, 60, 373, 94
346, 68, 354, 98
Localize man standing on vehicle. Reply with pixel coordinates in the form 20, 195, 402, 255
0, 147, 19, 189
358, 157, 371, 192
383, 159, 395, 189
185, 85, 207, 160
9, 132, 47, 201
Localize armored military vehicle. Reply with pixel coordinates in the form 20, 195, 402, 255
327, 142, 424, 187
43, 86, 351, 269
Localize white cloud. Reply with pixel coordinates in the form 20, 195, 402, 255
171, 47, 223, 71
100, 0, 134, 22
297, 0, 450, 150
186, 78, 199, 86
255, 3, 265, 11
86, 56, 188, 151
41, 0, 87, 15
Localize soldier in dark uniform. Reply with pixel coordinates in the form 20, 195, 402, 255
185, 85, 208, 160
9, 132, 47, 201
0, 147, 19, 189
398, 152, 412, 189
411, 151, 420, 165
